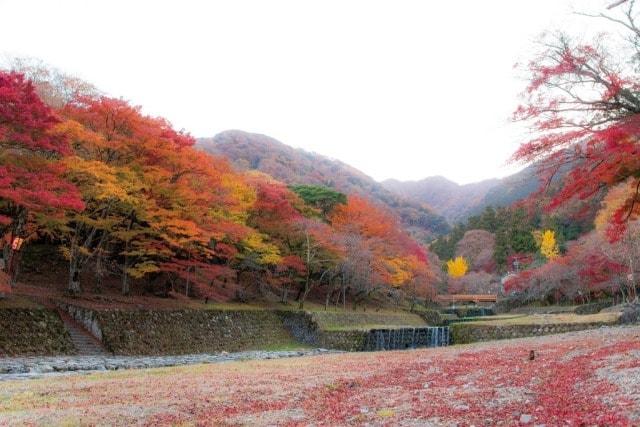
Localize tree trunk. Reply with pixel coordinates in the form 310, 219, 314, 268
7, 209, 26, 288
121, 210, 136, 296
68, 243, 82, 295
67, 207, 109, 295
8, 253, 21, 288
185, 267, 190, 297
298, 232, 311, 310
95, 254, 104, 294
68, 265, 81, 295
298, 276, 309, 310
333, 285, 341, 307
325, 281, 338, 311
122, 255, 130, 296
342, 285, 347, 311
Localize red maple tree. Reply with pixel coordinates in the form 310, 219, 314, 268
513, 1, 640, 240
0, 71, 83, 287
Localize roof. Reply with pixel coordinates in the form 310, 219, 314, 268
435, 294, 497, 303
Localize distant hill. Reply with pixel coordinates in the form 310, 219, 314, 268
197, 130, 450, 241
382, 167, 540, 224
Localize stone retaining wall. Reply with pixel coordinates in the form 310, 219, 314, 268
575, 300, 614, 315
416, 309, 442, 326
60, 306, 298, 355
0, 309, 74, 356
278, 311, 367, 351
451, 321, 613, 344
58, 305, 434, 354
316, 330, 368, 351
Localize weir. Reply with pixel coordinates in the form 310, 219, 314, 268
362, 326, 451, 351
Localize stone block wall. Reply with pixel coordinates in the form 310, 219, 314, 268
57, 306, 435, 355
279, 311, 318, 346
316, 330, 368, 351
416, 309, 442, 325
575, 300, 614, 315
60, 306, 298, 355
442, 306, 495, 318
0, 308, 74, 356
451, 321, 614, 345
278, 311, 367, 351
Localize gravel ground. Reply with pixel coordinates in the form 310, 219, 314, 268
0, 348, 339, 380
2, 325, 640, 426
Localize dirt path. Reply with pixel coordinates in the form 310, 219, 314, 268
1, 325, 639, 426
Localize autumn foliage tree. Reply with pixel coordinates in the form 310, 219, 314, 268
539, 230, 560, 260
446, 257, 468, 279
455, 229, 496, 272
0, 64, 436, 308
330, 196, 433, 308
0, 71, 83, 287
514, 1, 640, 241
55, 95, 255, 295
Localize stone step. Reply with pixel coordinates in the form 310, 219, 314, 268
58, 311, 110, 356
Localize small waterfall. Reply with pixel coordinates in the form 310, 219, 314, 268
364, 326, 451, 351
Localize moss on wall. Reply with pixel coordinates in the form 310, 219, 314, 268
309, 311, 427, 330
575, 300, 614, 315
0, 309, 74, 356
316, 330, 368, 351
450, 320, 614, 345
93, 309, 297, 355
279, 310, 431, 352
415, 309, 442, 325
59, 306, 438, 355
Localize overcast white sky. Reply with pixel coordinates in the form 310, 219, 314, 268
0, 0, 610, 184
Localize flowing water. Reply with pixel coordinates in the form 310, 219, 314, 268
363, 326, 451, 351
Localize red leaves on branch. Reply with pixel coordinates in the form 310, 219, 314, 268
0, 71, 69, 154
513, 16, 640, 240
0, 71, 84, 222
1, 68, 435, 300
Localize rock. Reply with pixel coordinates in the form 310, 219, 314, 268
39, 364, 54, 373
620, 303, 640, 324
519, 414, 532, 424
0, 348, 343, 380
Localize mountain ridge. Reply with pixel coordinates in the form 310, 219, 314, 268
197, 130, 450, 242
382, 167, 540, 224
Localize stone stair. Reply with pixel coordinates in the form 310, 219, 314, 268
58, 311, 109, 356
21, 295, 109, 356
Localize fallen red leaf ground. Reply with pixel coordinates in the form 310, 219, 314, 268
2, 325, 640, 426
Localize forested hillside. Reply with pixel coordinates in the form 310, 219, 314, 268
198, 131, 450, 242
382, 167, 540, 223
0, 66, 436, 307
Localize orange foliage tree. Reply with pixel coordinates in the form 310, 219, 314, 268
330, 195, 433, 308
1, 66, 437, 307
57, 96, 254, 295
0, 71, 83, 287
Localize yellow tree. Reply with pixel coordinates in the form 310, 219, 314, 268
446, 256, 468, 278
540, 230, 559, 260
